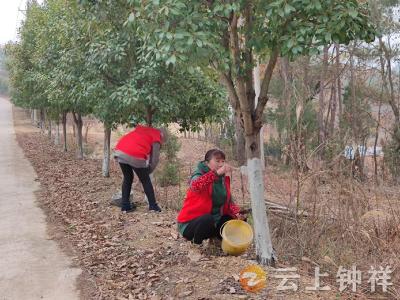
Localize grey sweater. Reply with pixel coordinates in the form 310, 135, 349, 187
114, 142, 161, 173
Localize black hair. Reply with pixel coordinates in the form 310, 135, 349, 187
204, 149, 226, 162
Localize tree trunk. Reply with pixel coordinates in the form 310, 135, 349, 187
72, 123, 76, 138
40, 109, 45, 133
47, 118, 52, 140
55, 119, 60, 146
328, 84, 337, 138
245, 132, 275, 265
281, 56, 292, 133
380, 37, 400, 181
102, 126, 112, 177
373, 101, 382, 184
210, 123, 215, 144
281, 56, 296, 167
375, 44, 387, 184
62, 111, 67, 152
335, 44, 343, 138
34, 109, 38, 126
253, 63, 265, 169
72, 112, 84, 159
349, 45, 357, 140
318, 46, 329, 153
382, 38, 400, 125
234, 113, 246, 165
146, 106, 154, 126
84, 124, 90, 144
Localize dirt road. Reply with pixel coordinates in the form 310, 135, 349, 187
0, 97, 81, 300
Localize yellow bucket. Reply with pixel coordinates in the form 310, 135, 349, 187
220, 220, 254, 256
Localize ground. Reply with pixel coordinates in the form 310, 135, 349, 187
11, 105, 399, 299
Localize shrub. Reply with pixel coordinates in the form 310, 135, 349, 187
158, 161, 180, 187
162, 130, 181, 160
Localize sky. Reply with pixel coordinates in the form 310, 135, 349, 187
0, 0, 25, 45
0, 0, 41, 46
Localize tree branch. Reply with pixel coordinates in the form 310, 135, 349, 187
219, 72, 240, 111
255, 49, 279, 126
244, 2, 255, 113
229, 13, 247, 107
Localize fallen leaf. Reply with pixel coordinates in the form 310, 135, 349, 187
178, 290, 193, 297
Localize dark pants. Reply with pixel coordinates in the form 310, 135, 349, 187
119, 163, 157, 210
182, 214, 233, 244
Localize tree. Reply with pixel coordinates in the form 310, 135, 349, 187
7, 0, 94, 158
0, 47, 9, 95
8, 0, 229, 175
369, 0, 400, 181
80, 1, 228, 176
129, 0, 376, 264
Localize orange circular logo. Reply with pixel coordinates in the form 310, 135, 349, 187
239, 265, 267, 293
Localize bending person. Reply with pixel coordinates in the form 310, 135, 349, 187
114, 125, 166, 213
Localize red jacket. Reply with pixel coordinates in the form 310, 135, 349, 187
115, 125, 161, 159
177, 171, 240, 223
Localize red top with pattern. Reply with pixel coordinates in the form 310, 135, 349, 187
177, 171, 240, 223
115, 125, 161, 159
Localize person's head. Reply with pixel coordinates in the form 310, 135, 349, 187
204, 149, 226, 171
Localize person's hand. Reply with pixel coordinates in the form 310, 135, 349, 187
216, 163, 232, 176
237, 213, 247, 221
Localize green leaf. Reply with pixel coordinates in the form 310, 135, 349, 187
166, 54, 176, 65
325, 32, 332, 42
284, 4, 295, 15
349, 9, 358, 18
128, 12, 135, 23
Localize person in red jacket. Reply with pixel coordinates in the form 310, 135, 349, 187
177, 149, 242, 244
114, 125, 166, 212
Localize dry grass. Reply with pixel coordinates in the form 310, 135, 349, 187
269, 163, 400, 299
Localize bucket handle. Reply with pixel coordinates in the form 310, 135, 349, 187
219, 220, 231, 237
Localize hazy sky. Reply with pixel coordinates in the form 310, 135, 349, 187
0, 0, 44, 45
0, 1, 25, 45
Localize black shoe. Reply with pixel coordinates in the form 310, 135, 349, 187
149, 203, 162, 212
121, 203, 137, 213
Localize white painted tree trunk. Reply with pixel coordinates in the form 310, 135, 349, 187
259, 126, 265, 168
102, 127, 111, 177
62, 112, 67, 152
247, 158, 275, 265
55, 121, 60, 146
253, 63, 265, 169
33, 109, 38, 126
72, 113, 84, 160
48, 119, 52, 140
